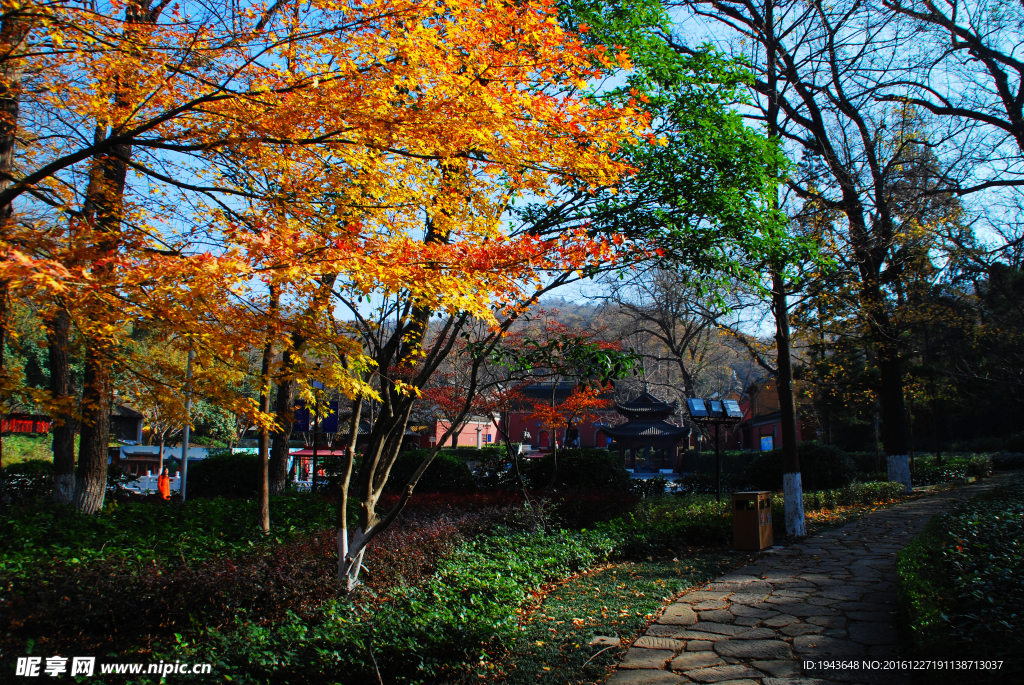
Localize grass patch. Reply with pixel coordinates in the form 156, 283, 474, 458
0, 494, 335, 578
485, 555, 747, 684
1, 435, 53, 465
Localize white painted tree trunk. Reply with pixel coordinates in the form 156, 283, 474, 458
54, 474, 75, 505
783, 471, 806, 537
887, 454, 912, 493
339, 527, 368, 593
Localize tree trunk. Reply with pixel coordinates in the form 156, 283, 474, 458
269, 359, 294, 495
766, 0, 805, 536
257, 286, 278, 533
337, 394, 362, 593
877, 344, 911, 491
157, 433, 165, 476
74, 346, 111, 514
49, 307, 76, 504
773, 272, 806, 536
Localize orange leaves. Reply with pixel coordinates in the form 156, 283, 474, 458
529, 384, 612, 430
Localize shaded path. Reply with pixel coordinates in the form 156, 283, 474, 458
605, 478, 1002, 685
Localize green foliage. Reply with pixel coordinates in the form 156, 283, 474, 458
523, 448, 632, 491
438, 445, 506, 462
0, 494, 333, 579
599, 495, 732, 557
386, 449, 477, 493
897, 475, 1024, 682
186, 452, 262, 498
191, 400, 237, 444
801, 482, 908, 511
680, 449, 757, 478
165, 528, 618, 683
744, 441, 857, 491
630, 475, 668, 498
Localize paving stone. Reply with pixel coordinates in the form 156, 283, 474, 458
806, 597, 837, 606
846, 611, 892, 622
847, 622, 897, 645
678, 592, 731, 604
781, 623, 825, 636
733, 616, 761, 627
688, 623, 750, 636
647, 624, 684, 637
674, 631, 732, 642
734, 628, 780, 639
659, 604, 699, 626
751, 660, 802, 677
697, 609, 735, 623
772, 589, 810, 598
805, 616, 846, 628
715, 639, 793, 660
823, 629, 847, 638
694, 600, 732, 610
729, 604, 778, 617
782, 604, 839, 617
792, 635, 865, 656
607, 670, 691, 685
727, 592, 772, 604
669, 652, 726, 671
634, 636, 685, 651
687, 641, 714, 651
761, 679, 836, 685
709, 581, 774, 594
684, 665, 766, 683
590, 635, 621, 647
711, 680, 760, 685
763, 614, 799, 628
619, 648, 676, 669
819, 587, 866, 600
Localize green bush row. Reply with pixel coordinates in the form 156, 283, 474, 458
897, 475, 1024, 682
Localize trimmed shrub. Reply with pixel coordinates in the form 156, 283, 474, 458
897, 475, 1024, 682
744, 441, 857, 491
673, 472, 750, 496
386, 449, 476, 493
522, 448, 632, 491
186, 452, 261, 498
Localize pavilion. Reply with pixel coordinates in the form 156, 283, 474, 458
602, 391, 690, 473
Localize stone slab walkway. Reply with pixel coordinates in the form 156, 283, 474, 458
605, 478, 1003, 685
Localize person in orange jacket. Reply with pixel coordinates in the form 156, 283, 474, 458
157, 467, 170, 500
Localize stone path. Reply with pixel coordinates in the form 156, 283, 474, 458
604, 478, 1002, 685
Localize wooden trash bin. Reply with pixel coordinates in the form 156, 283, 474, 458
732, 491, 773, 551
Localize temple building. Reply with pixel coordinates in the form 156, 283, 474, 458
602, 391, 690, 473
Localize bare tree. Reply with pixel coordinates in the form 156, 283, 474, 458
599, 266, 735, 400
669, 0, 971, 490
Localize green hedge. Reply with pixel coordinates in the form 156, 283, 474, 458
522, 448, 632, 491
897, 475, 1024, 682
386, 449, 477, 493
744, 441, 857, 491
186, 452, 262, 498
